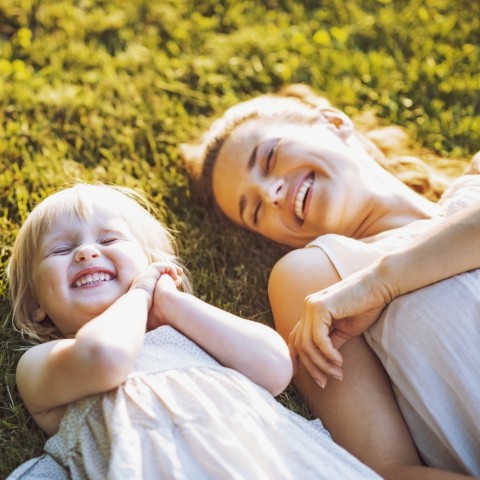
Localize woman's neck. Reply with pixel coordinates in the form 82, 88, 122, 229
353, 181, 442, 239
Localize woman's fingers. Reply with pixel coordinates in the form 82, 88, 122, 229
290, 324, 329, 388
297, 347, 329, 389
290, 317, 344, 386
330, 329, 353, 352
311, 317, 343, 368
302, 296, 344, 367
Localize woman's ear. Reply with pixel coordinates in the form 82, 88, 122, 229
34, 305, 47, 322
317, 107, 353, 140
180, 142, 205, 179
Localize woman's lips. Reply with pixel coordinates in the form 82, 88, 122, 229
293, 173, 314, 223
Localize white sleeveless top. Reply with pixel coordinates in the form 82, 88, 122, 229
8, 326, 380, 480
308, 175, 480, 476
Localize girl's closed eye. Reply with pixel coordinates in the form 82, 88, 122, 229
99, 230, 128, 245
50, 245, 73, 256
100, 236, 119, 245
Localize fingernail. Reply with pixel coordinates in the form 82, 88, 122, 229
333, 375, 343, 382
316, 380, 325, 390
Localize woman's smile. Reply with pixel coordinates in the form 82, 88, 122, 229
292, 173, 314, 223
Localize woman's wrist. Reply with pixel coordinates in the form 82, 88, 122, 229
373, 253, 404, 301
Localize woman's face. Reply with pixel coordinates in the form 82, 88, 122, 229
212, 116, 375, 247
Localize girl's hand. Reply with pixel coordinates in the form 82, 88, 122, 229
146, 271, 183, 331
130, 262, 183, 310
288, 266, 392, 388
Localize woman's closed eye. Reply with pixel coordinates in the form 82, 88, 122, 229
263, 138, 280, 175
253, 200, 262, 226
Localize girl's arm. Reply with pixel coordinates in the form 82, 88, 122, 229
289, 200, 480, 380
16, 263, 180, 436
268, 247, 474, 480
149, 274, 292, 396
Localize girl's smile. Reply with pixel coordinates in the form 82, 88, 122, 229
32, 209, 150, 336
72, 267, 116, 288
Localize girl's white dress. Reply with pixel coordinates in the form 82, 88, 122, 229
307, 175, 480, 476
8, 326, 380, 480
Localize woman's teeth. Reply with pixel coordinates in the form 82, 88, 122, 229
294, 176, 313, 221
75, 272, 112, 287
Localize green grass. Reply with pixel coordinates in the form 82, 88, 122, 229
0, 0, 478, 476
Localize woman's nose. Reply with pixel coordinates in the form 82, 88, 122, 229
261, 178, 285, 207
74, 244, 101, 263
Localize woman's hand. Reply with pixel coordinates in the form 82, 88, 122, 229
288, 265, 393, 388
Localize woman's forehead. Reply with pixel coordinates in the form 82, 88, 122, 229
225, 116, 316, 152
227, 117, 288, 144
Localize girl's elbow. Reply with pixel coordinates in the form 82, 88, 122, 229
265, 354, 294, 396
83, 343, 134, 390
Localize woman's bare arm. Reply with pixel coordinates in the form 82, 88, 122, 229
268, 246, 474, 479
289, 199, 480, 379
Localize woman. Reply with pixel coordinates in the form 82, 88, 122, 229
183, 85, 480, 478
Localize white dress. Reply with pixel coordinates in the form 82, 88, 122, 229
307, 175, 480, 476
7, 326, 380, 480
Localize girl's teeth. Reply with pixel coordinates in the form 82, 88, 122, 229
75, 272, 112, 287
294, 177, 313, 221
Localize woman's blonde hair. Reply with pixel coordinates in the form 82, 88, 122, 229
7, 183, 192, 344
184, 84, 460, 211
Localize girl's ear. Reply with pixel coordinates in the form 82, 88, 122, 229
34, 306, 47, 322
317, 107, 353, 140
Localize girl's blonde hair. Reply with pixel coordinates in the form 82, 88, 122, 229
184, 84, 460, 211
8, 183, 192, 345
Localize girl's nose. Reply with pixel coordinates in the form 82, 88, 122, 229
74, 244, 101, 263
262, 178, 285, 207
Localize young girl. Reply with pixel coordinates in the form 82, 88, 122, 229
6, 183, 380, 479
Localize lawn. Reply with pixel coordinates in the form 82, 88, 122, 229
1, 0, 478, 476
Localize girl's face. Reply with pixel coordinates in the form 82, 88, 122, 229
212, 116, 375, 247
31, 207, 150, 336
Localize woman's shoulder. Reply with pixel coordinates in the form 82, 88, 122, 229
270, 234, 379, 284
439, 174, 480, 217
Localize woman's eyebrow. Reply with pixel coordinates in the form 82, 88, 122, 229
239, 195, 247, 226
238, 145, 259, 224
247, 145, 258, 170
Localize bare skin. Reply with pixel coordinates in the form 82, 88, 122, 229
289, 200, 480, 384
212, 108, 440, 247
17, 208, 292, 436
269, 245, 475, 479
